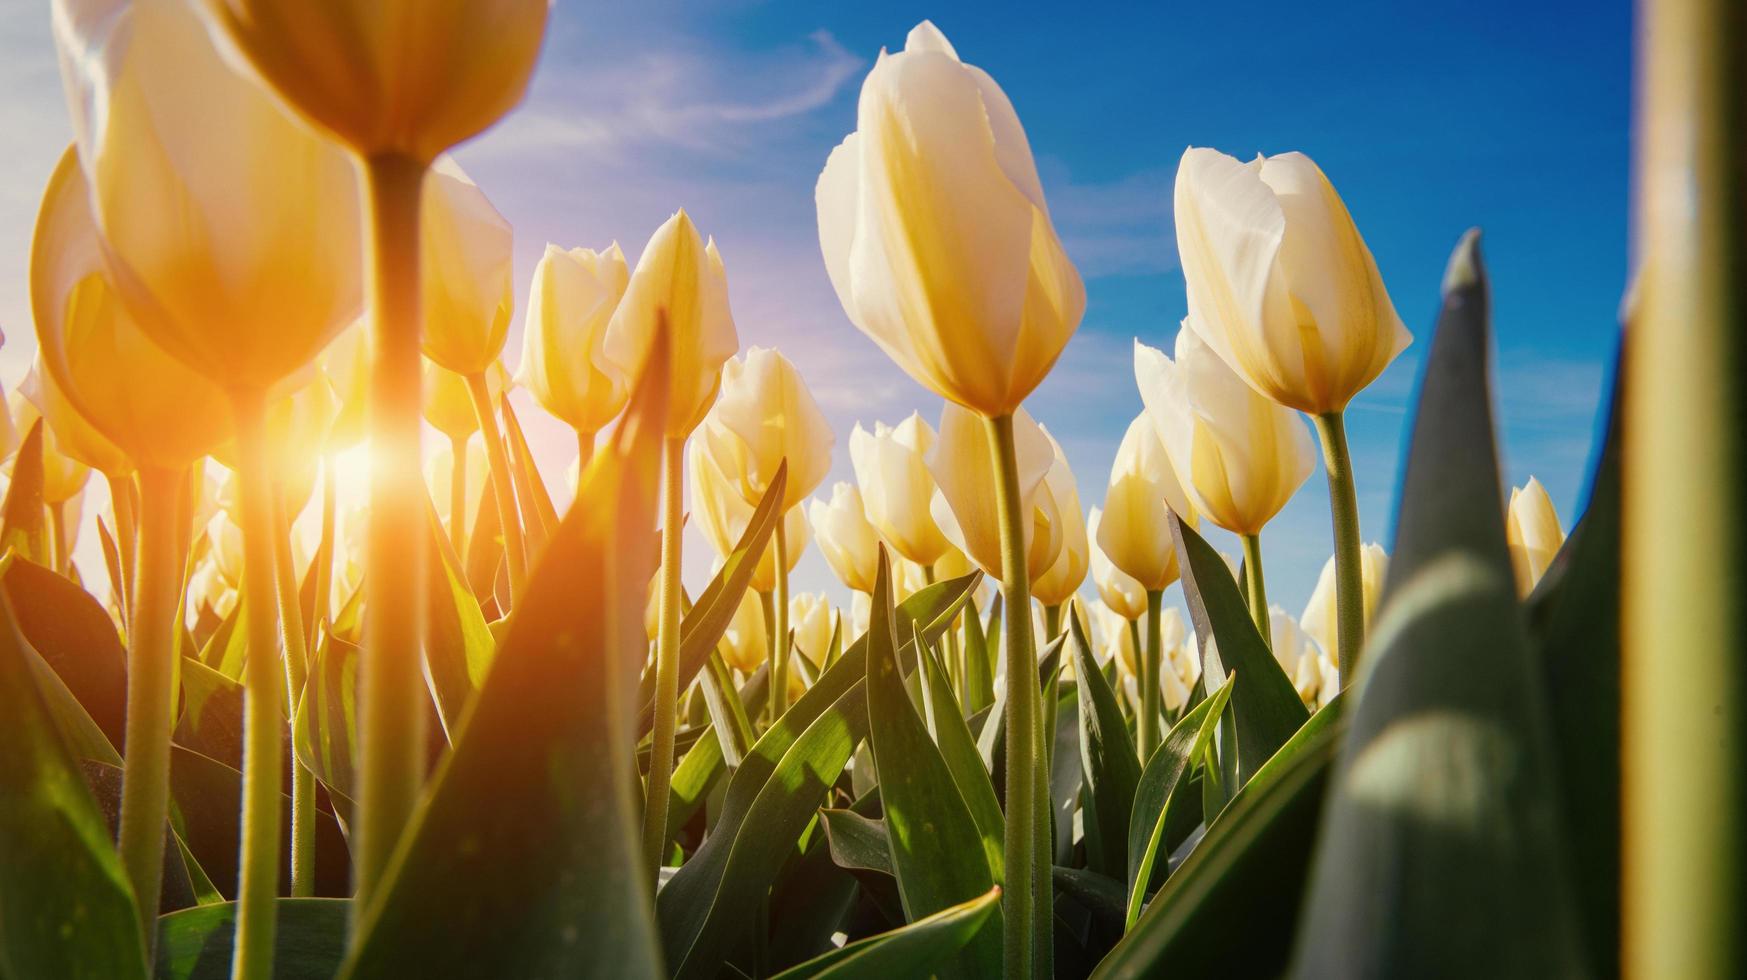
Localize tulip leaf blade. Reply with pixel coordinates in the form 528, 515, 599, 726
155, 898, 348, 980
3, 555, 130, 751
1290, 231, 1586, 976
421, 498, 495, 738
917, 627, 1004, 878
1125, 674, 1233, 929
1067, 608, 1141, 882
820, 806, 895, 876
770, 885, 1002, 980
291, 631, 359, 825
0, 421, 49, 566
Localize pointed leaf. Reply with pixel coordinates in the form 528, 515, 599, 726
1126, 675, 1233, 929
0, 422, 49, 565
1068, 610, 1141, 881
770, 885, 1001, 980
422, 500, 495, 737
154, 898, 347, 980
918, 635, 1004, 878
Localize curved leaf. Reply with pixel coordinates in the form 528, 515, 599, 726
1124, 675, 1232, 929
1068, 611, 1141, 881
917, 632, 1004, 878
1, 421, 48, 564
821, 807, 894, 876
5, 556, 128, 748
422, 501, 495, 738
154, 898, 347, 980
771, 886, 1002, 980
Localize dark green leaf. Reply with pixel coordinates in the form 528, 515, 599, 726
5, 556, 128, 749
1051, 866, 1127, 933
1290, 231, 1585, 976
1068, 611, 1141, 882
961, 601, 995, 716
154, 898, 346, 980
771, 886, 1001, 980
291, 632, 358, 824
917, 632, 1003, 877
1125, 675, 1232, 929
821, 807, 894, 876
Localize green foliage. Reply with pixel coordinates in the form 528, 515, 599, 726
770, 886, 1002, 980
155, 899, 348, 980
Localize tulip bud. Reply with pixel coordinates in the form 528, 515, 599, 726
926, 401, 1056, 578
808, 483, 881, 594
850, 413, 952, 566
202, 0, 548, 163
702, 347, 834, 511
602, 210, 738, 438
1032, 429, 1089, 607
213, 372, 339, 517
424, 360, 506, 441
1507, 477, 1565, 597
1088, 507, 1148, 621
789, 592, 835, 668
1173, 147, 1410, 415
30, 145, 232, 469
720, 587, 768, 674
420, 158, 514, 376
689, 435, 808, 594
1095, 603, 1140, 678
54, 0, 363, 391
21, 359, 129, 478
1299, 542, 1388, 666
1268, 606, 1324, 705
1135, 330, 1315, 536
7, 389, 93, 505
817, 21, 1084, 417
1097, 415, 1197, 591
518, 243, 630, 434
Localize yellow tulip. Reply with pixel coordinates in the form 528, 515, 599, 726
318, 321, 368, 450
517, 243, 631, 434
1135, 330, 1315, 536
816, 21, 1084, 417
1094, 602, 1140, 677
424, 360, 506, 441
420, 158, 514, 376
53, 0, 363, 391
1299, 542, 1388, 667
720, 587, 768, 674
789, 592, 835, 668
603, 210, 739, 438
1268, 606, 1324, 706
689, 435, 808, 594
8, 388, 93, 504
1507, 477, 1565, 597
1173, 147, 1410, 415
701, 347, 834, 511
926, 401, 1057, 579
21, 359, 129, 478
30, 146, 232, 469
1096, 415, 1197, 591
219, 373, 339, 516
201, 0, 548, 164
1032, 428, 1089, 607
808, 482, 881, 594
849, 413, 952, 566
425, 437, 486, 541
1087, 507, 1148, 621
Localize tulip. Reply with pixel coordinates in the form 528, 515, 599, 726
1135, 328, 1314, 632
426, 437, 487, 556
690, 437, 809, 595
850, 414, 953, 566
1268, 606, 1324, 706
1175, 146, 1410, 679
603, 211, 739, 440
719, 587, 768, 674
790, 592, 836, 668
1088, 508, 1148, 622
21, 360, 127, 481
518, 243, 631, 460
8, 390, 91, 508
420, 159, 514, 376
1507, 477, 1565, 597
1033, 428, 1088, 610
703, 347, 834, 512
1300, 542, 1388, 667
816, 21, 1084, 420
809, 482, 881, 594
927, 402, 1057, 580
424, 361, 489, 441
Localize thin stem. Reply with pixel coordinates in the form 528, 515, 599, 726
1043, 603, 1062, 643
229, 390, 285, 980
640, 437, 686, 880
107, 471, 137, 628
1313, 411, 1364, 678
465, 371, 527, 605
1140, 590, 1163, 762
576, 427, 596, 481
115, 466, 182, 955
354, 152, 430, 924
448, 435, 468, 556
769, 516, 791, 721
1241, 533, 1271, 641
272, 494, 316, 898
983, 413, 1044, 980
47, 501, 67, 575
310, 463, 336, 641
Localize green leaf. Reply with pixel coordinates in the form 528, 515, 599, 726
1094, 697, 1343, 978
1068, 611, 1141, 882
821, 806, 894, 875
1291, 231, 1586, 976
340, 351, 671, 979
918, 633, 1004, 879
500, 395, 560, 550
961, 602, 994, 716
697, 650, 756, 769
665, 722, 726, 841
4, 556, 129, 749
173, 658, 244, 769
771, 886, 1002, 980
0, 421, 49, 565
194, 599, 245, 682
154, 898, 347, 980
463, 476, 504, 618
1125, 675, 1233, 929
291, 632, 359, 824
422, 500, 495, 738
1051, 866, 1126, 933
1169, 515, 1307, 794
864, 556, 999, 979
658, 575, 980, 980
0, 567, 148, 978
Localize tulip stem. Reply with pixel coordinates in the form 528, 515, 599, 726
1140, 590, 1164, 762
106, 471, 137, 628
229, 389, 285, 980
577, 428, 596, 478
466, 371, 527, 605
1240, 533, 1270, 641
770, 517, 791, 721
115, 466, 182, 954
272, 494, 316, 898
982, 413, 1046, 980
641, 436, 686, 881
1312, 411, 1364, 677
47, 501, 67, 575
448, 434, 468, 555
355, 152, 430, 926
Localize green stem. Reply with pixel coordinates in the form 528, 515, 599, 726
641, 437, 686, 880
466, 371, 527, 605
1313, 411, 1364, 678
354, 152, 430, 925
447, 434, 467, 556
1140, 591, 1163, 762
115, 466, 182, 954
1241, 533, 1271, 642
983, 413, 1045, 980
272, 494, 315, 898
229, 390, 285, 980
770, 516, 791, 721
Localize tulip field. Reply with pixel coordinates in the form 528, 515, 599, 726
2, 1, 1742, 978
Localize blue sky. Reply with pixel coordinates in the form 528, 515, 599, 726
0, 0, 1629, 617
